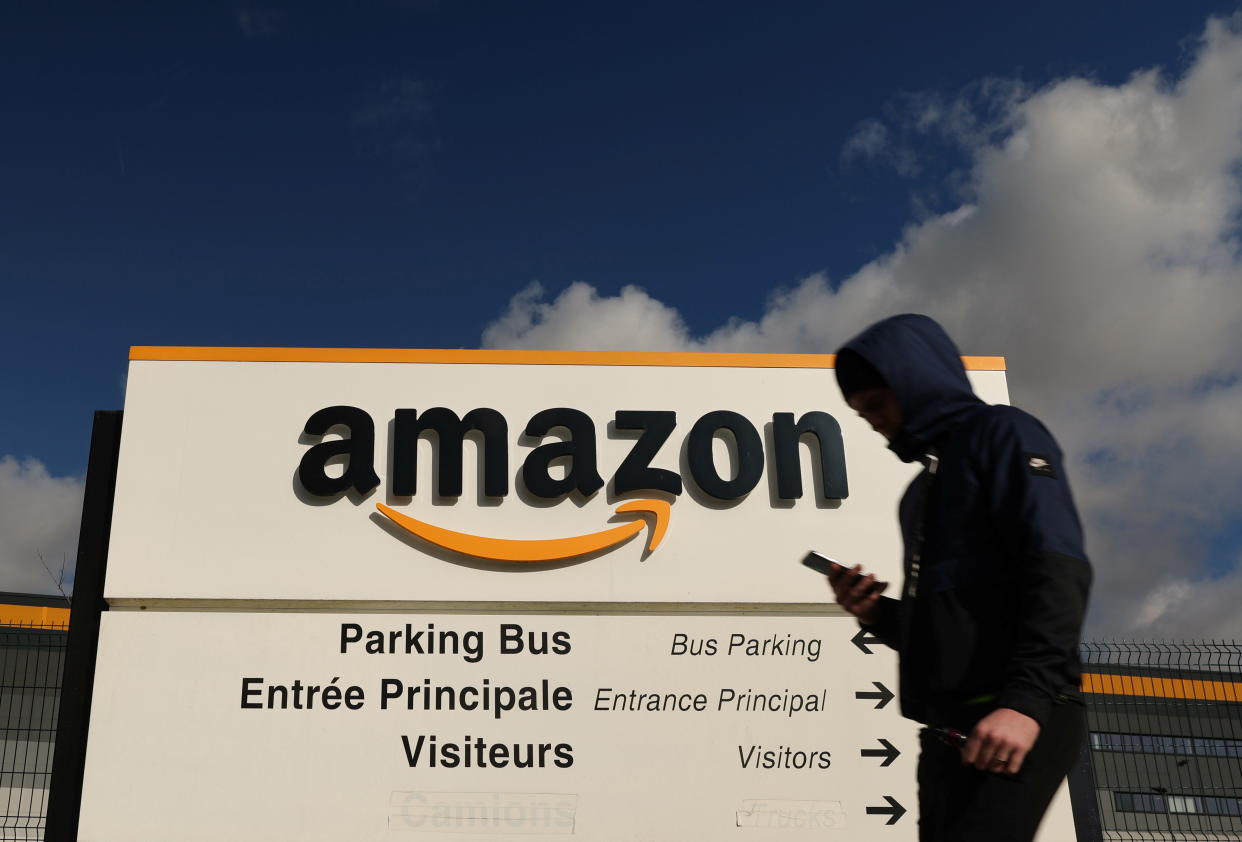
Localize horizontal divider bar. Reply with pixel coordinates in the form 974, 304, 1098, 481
105, 598, 852, 617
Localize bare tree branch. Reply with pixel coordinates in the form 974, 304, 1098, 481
36, 550, 71, 607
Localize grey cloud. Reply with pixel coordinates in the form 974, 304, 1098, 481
842, 119, 891, 161
841, 118, 921, 177
480, 17, 1242, 639
0, 457, 82, 595
842, 77, 1028, 183
899, 77, 1027, 150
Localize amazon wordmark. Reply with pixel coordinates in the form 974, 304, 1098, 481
298, 406, 848, 503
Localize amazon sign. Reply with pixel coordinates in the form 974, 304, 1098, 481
100, 347, 1009, 606
297, 403, 848, 563
69, 346, 1041, 842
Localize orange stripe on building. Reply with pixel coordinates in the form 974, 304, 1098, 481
0, 604, 71, 628
129, 346, 1007, 371
1082, 672, 1242, 702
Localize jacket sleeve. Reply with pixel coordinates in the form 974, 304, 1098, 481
859, 595, 900, 649
983, 411, 1092, 727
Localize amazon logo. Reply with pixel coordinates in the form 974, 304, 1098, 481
297, 406, 847, 563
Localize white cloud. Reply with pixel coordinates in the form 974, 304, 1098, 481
480, 17, 1242, 639
483, 282, 696, 351
0, 457, 82, 595
841, 119, 900, 168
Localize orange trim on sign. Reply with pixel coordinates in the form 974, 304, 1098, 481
0, 604, 70, 628
129, 346, 1007, 370
1081, 672, 1242, 702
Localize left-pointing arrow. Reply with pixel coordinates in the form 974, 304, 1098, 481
866, 796, 906, 825
375, 499, 670, 562
854, 681, 895, 709
851, 628, 881, 654
860, 738, 900, 767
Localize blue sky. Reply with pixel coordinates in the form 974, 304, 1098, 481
0, 1, 1228, 474
3, 2, 1242, 637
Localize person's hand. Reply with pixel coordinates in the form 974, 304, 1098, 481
826, 564, 888, 626
961, 708, 1040, 774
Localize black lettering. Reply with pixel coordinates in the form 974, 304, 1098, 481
489, 742, 511, 766
401, 734, 424, 766
340, 623, 361, 653
499, 623, 523, 654
522, 408, 604, 498
686, 410, 763, 500
380, 678, 402, 709
442, 739, 460, 768
266, 683, 289, 709
298, 406, 380, 496
240, 677, 263, 709
671, 633, 687, 655
671, 633, 716, 656
613, 411, 682, 495
392, 407, 508, 497
772, 412, 849, 499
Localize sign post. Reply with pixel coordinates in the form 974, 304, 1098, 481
46, 410, 122, 842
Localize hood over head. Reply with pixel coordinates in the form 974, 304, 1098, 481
836, 314, 983, 461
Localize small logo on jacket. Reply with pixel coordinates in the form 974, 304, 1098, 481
1025, 453, 1056, 478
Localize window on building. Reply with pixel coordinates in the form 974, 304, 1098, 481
1166, 796, 1196, 814
1200, 797, 1242, 817
1114, 792, 1165, 813
1090, 731, 1242, 758
1115, 792, 1242, 817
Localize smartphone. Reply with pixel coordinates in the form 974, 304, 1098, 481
802, 551, 888, 592
801, 550, 846, 577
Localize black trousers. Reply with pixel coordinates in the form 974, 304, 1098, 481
916, 701, 1086, 842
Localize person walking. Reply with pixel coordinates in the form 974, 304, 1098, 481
827, 313, 1091, 842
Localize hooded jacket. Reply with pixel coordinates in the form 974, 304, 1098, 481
838, 314, 1091, 728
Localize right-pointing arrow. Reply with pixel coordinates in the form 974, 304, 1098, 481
851, 628, 881, 654
866, 796, 907, 825
860, 738, 900, 767
854, 681, 895, 709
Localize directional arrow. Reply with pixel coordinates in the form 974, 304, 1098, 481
866, 796, 906, 825
860, 738, 900, 767
851, 628, 881, 654
854, 681, 894, 709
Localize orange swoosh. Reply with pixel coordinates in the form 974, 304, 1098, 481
375, 499, 671, 562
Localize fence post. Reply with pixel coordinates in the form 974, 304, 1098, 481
1067, 704, 1103, 842
45, 410, 122, 842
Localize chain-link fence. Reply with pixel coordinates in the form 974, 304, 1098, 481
1, 622, 66, 842
1080, 641, 1242, 841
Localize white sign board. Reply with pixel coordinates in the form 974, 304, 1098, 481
77, 348, 1073, 841
81, 612, 918, 839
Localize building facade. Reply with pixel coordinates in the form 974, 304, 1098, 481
1080, 642, 1242, 841
1, 593, 68, 842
